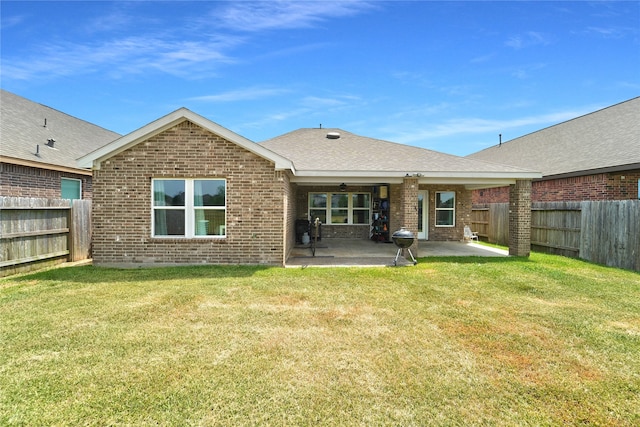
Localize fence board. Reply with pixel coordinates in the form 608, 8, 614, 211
473, 200, 639, 271
470, 207, 489, 238
580, 200, 640, 271
71, 199, 92, 261
0, 197, 92, 276
531, 202, 581, 257
489, 203, 509, 246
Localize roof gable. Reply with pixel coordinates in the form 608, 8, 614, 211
78, 108, 294, 171
0, 90, 121, 171
467, 97, 640, 177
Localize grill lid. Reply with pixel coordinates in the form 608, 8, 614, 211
392, 228, 415, 239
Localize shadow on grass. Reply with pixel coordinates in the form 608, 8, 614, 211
4, 255, 538, 284
4, 264, 275, 284
416, 255, 533, 265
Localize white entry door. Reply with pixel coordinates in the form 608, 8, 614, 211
418, 190, 428, 240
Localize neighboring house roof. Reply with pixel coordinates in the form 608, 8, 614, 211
260, 128, 539, 185
467, 97, 640, 179
0, 89, 121, 174
78, 108, 294, 171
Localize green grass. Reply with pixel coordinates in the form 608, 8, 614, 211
1, 254, 639, 426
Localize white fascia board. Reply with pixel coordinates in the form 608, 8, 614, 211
78, 108, 294, 171
290, 169, 541, 180
414, 171, 542, 179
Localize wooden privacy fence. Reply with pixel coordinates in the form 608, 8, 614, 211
0, 197, 92, 276
472, 200, 640, 272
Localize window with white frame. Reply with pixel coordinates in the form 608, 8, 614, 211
435, 191, 455, 227
309, 192, 370, 225
152, 178, 226, 238
61, 178, 81, 200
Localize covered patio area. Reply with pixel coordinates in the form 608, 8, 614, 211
285, 239, 508, 267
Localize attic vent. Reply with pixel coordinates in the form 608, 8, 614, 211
46, 138, 55, 148
326, 132, 341, 139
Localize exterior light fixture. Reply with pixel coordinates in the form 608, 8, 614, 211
339, 183, 347, 192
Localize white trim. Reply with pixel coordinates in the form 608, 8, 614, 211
417, 190, 429, 240
289, 170, 541, 179
61, 177, 82, 200
78, 108, 294, 172
308, 191, 371, 225
435, 191, 456, 228
151, 178, 227, 239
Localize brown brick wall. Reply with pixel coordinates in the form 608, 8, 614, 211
91, 120, 285, 266
473, 170, 640, 204
420, 184, 472, 241
0, 162, 92, 199
508, 180, 532, 257
283, 172, 296, 261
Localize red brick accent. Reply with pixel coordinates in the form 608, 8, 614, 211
91, 120, 285, 266
473, 170, 640, 204
508, 180, 532, 257
0, 162, 92, 199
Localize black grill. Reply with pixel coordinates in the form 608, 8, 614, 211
392, 228, 417, 265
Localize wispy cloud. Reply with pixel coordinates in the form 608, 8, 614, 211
508, 62, 547, 79
583, 26, 637, 39
2, 33, 242, 81
386, 108, 594, 146
188, 86, 291, 102
0, 13, 25, 30
300, 94, 362, 108
1, 1, 375, 82
505, 31, 552, 49
213, 1, 377, 32
241, 91, 365, 130
470, 53, 497, 64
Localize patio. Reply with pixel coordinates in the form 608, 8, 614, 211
286, 239, 509, 267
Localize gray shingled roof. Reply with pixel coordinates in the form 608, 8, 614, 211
467, 97, 640, 178
1, 90, 121, 170
260, 128, 535, 176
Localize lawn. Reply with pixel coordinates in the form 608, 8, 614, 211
1, 253, 639, 426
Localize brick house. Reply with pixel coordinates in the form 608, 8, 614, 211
0, 90, 120, 200
468, 97, 640, 204
78, 108, 540, 267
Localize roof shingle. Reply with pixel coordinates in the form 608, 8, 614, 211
467, 97, 640, 177
261, 128, 534, 175
1, 90, 121, 170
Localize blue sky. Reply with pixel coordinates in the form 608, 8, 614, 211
1, 1, 639, 156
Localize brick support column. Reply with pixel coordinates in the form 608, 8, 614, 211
401, 177, 419, 255
508, 179, 532, 257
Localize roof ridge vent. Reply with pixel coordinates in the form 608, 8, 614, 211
326, 132, 341, 139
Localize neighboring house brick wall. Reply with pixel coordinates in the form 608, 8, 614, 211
0, 162, 92, 199
473, 170, 640, 204
91, 120, 285, 266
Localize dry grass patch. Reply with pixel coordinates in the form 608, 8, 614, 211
1, 256, 639, 425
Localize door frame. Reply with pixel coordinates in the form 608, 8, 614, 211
418, 190, 429, 240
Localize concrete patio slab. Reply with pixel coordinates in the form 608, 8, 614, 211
285, 239, 508, 267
